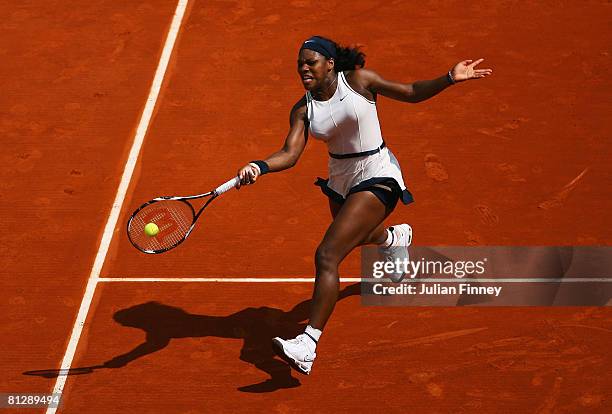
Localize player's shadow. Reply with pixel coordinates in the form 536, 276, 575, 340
24, 283, 361, 393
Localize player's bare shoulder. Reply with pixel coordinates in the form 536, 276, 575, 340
289, 95, 308, 126
343, 69, 378, 101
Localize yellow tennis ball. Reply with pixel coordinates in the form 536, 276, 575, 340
144, 222, 160, 237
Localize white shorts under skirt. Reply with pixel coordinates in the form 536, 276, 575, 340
315, 147, 414, 206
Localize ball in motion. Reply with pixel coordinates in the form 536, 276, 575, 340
144, 222, 160, 237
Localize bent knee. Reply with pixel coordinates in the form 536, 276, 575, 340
315, 244, 340, 271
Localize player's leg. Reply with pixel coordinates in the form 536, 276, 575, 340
273, 191, 390, 374
329, 189, 413, 283
329, 189, 410, 249
359, 186, 412, 282
310, 190, 390, 329
331, 190, 413, 283
329, 198, 387, 245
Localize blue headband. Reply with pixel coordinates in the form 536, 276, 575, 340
300, 36, 337, 59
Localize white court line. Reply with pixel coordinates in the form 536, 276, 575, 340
98, 277, 611, 283
47, 1, 189, 413
99, 277, 360, 282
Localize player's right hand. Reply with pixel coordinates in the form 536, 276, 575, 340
236, 163, 260, 189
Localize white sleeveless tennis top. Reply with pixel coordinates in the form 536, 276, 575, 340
306, 71, 412, 202
305, 71, 383, 155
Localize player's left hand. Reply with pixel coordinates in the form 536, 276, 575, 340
451, 59, 493, 82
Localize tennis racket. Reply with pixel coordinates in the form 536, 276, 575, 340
127, 176, 240, 254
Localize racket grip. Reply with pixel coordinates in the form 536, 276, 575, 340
214, 176, 240, 196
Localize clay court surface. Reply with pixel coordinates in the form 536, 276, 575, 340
1, 0, 610, 412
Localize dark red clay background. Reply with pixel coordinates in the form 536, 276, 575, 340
1, 0, 610, 413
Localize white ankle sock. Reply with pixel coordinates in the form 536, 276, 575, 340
304, 325, 322, 350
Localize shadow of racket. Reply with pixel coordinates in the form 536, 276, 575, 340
23, 365, 105, 378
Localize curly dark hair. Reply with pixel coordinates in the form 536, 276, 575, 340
316, 36, 366, 72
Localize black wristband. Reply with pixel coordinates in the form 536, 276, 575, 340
447, 70, 456, 85
250, 160, 270, 175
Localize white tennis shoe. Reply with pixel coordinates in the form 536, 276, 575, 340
272, 334, 316, 375
378, 224, 413, 283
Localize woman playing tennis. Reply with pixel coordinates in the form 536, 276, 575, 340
237, 36, 492, 375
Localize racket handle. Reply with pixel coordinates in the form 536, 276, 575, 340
214, 176, 240, 196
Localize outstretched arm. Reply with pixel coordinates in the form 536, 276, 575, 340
103, 334, 170, 368
236, 97, 308, 188
357, 59, 493, 103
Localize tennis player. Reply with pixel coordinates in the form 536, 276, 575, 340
237, 36, 492, 374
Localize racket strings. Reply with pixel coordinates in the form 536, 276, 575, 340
128, 200, 195, 253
